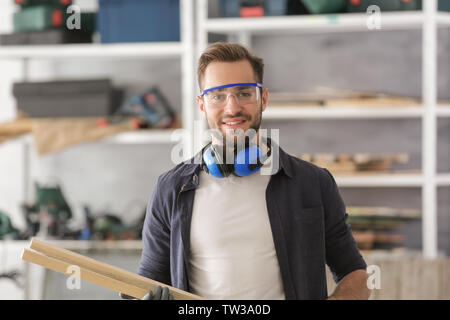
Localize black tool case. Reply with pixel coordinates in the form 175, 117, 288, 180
13, 79, 122, 118
0, 29, 92, 46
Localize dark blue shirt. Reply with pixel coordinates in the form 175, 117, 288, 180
138, 140, 367, 299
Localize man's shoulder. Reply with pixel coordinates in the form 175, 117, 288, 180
157, 163, 189, 184
283, 152, 331, 180
156, 160, 198, 190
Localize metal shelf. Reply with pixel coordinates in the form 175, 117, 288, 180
437, 105, 450, 117
0, 0, 196, 147
195, 0, 447, 258
336, 171, 450, 188
335, 172, 423, 188
264, 106, 424, 120
1, 239, 143, 251
0, 42, 184, 59
436, 11, 450, 26
102, 129, 182, 144
204, 11, 450, 34
437, 173, 450, 187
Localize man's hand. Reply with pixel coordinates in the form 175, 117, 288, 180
328, 269, 371, 300
142, 286, 174, 300
119, 286, 174, 300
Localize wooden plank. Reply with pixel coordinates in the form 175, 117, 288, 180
362, 256, 376, 300
347, 206, 421, 218
325, 266, 337, 297
398, 257, 420, 299
0, 118, 32, 135
27, 238, 204, 300
418, 259, 440, 299
327, 254, 450, 300
325, 97, 420, 107
22, 249, 148, 299
439, 258, 450, 299
376, 259, 401, 300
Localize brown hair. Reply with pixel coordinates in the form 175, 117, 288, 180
197, 42, 264, 91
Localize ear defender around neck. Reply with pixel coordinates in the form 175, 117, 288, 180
202, 144, 232, 178
202, 141, 271, 178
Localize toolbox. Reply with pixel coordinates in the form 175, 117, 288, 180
97, 0, 180, 43
219, 0, 289, 17
13, 79, 112, 96
0, 32, 28, 45
347, 0, 450, 12
13, 79, 122, 118
14, 0, 72, 8
438, 0, 450, 12
14, 5, 65, 32
346, 0, 421, 12
14, 6, 96, 33
301, 0, 347, 14
0, 29, 92, 45
16, 94, 120, 118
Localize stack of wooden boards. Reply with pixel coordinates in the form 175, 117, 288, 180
0, 115, 138, 155
269, 88, 449, 107
297, 153, 410, 174
0, 116, 32, 143
21, 238, 204, 300
347, 206, 421, 251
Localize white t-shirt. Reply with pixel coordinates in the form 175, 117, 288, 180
188, 161, 286, 300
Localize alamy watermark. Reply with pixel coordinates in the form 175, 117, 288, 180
366, 5, 381, 30
66, 5, 81, 30
66, 264, 81, 290
366, 264, 381, 290
169, 120, 280, 176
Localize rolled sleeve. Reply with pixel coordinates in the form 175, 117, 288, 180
138, 176, 172, 285
319, 168, 367, 283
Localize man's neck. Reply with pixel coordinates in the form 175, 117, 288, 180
210, 130, 270, 162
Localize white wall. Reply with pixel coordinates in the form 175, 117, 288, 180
0, 2, 25, 231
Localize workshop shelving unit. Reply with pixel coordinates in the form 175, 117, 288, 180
0, 0, 197, 300
1, 0, 449, 260
0, 0, 197, 205
0, 1, 197, 147
196, 0, 450, 258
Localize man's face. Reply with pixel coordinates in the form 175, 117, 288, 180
197, 60, 268, 146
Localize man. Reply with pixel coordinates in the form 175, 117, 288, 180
136, 42, 371, 300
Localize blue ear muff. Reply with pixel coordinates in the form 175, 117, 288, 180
234, 145, 263, 177
203, 147, 224, 178
202, 142, 269, 178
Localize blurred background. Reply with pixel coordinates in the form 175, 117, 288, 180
0, 0, 449, 300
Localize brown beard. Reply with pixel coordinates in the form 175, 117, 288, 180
206, 102, 263, 148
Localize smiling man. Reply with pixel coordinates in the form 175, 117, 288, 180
137, 42, 371, 300
198, 58, 265, 139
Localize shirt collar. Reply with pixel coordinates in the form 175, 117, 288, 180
270, 138, 294, 179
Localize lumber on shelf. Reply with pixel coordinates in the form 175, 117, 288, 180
297, 152, 410, 174
347, 206, 421, 218
21, 238, 204, 300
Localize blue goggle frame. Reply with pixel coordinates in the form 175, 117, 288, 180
200, 82, 263, 97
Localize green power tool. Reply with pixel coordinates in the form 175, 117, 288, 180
0, 211, 19, 239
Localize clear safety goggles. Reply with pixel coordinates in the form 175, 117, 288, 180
200, 82, 262, 109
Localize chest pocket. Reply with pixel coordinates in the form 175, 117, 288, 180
296, 206, 325, 257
